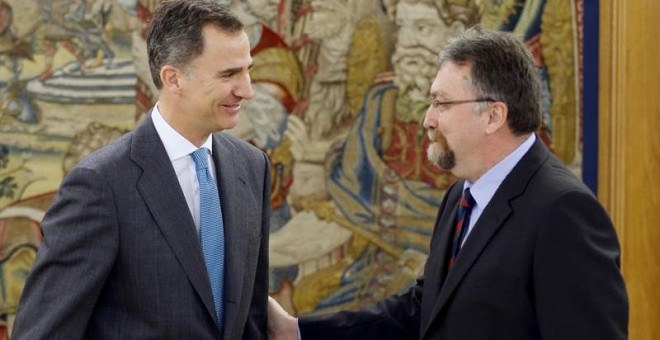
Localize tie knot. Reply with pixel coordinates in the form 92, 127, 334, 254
191, 148, 209, 171
461, 188, 475, 209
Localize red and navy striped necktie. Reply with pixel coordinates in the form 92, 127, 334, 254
448, 187, 475, 268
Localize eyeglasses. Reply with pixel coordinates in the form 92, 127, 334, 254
430, 97, 496, 111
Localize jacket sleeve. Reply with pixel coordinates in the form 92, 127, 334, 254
298, 278, 423, 340
297, 182, 463, 340
11, 166, 119, 339
533, 190, 628, 339
242, 151, 271, 339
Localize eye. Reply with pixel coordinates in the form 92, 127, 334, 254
430, 99, 449, 111
217, 72, 231, 79
418, 24, 431, 35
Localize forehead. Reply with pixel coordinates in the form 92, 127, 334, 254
395, 2, 440, 23
198, 26, 251, 63
430, 61, 473, 98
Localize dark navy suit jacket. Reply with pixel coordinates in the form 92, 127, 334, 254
300, 138, 628, 340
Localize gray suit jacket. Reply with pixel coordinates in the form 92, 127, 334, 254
13, 116, 271, 339
300, 137, 628, 340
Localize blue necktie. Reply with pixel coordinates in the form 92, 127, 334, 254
191, 148, 225, 329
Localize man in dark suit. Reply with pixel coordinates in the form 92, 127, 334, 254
12, 0, 270, 338
267, 25, 628, 340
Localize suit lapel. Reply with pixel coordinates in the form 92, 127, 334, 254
212, 133, 249, 340
422, 138, 550, 338
130, 117, 217, 324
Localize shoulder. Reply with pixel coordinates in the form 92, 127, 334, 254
76, 131, 132, 167
520, 152, 607, 229
214, 132, 267, 164
514, 138, 593, 199
534, 153, 592, 198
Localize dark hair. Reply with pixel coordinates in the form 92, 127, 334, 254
438, 25, 542, 134
147, 0, 244, 89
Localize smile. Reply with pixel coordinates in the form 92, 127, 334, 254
221, 103, 242, 113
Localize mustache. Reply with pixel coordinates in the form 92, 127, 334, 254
392, 45, 439, 62
428, 130, 437, 142
427, 129, 446, 145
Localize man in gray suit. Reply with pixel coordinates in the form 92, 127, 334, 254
12, 0, 270, 338
268, 26, 628, 340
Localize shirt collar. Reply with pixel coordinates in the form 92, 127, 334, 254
151, 103, 214, 161
464, 134, 536, 209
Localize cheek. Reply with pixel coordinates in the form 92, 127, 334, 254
435, 122, 451, 144
214, 83, 234, 99
452, 124, 482, 156
439, 126, 468, 157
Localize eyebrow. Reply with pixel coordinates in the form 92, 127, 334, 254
429, 91, 450, 100
217, 62, 255, 77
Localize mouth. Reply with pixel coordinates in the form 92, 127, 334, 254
428, 129, 449, 148
221, 102, 242, 113
427, 130, 438, 143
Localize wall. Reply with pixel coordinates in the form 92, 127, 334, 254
0, 0, 587, 334
599, 1, 660, 339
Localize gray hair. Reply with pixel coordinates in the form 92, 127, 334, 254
147, 0, 244, 89
438, 25, 542, 135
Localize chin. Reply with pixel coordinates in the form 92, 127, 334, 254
427, 143, 455, 170
219, 116, 240, 131
426, 144, 442, 165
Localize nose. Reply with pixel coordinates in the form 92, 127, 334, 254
423, 105, 436, 129
235, 72, 255, 100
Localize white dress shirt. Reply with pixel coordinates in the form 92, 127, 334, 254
151, 104, 217, 233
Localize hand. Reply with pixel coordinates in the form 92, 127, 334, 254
268, 296, 299, 340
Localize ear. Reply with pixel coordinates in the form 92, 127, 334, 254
160, 65, 183, 92
485, 101, 508, 134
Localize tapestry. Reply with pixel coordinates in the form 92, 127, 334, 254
0, 0, 584, 333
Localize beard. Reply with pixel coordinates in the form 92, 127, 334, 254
392, 46, 439, 102
427, 129, 455, 170
392, 46, 440, 122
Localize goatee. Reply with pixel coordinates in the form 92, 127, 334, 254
427, 130, 455, 170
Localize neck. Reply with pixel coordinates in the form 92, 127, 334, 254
157, 97, 208, 147
468, 132, 532, 182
